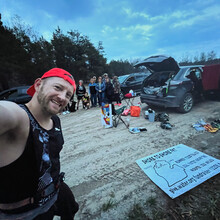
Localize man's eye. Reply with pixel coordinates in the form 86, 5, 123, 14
55, 86, 61, 90
66, 94, 71, 99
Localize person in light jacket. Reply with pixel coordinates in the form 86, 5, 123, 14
95, 76, 106, 106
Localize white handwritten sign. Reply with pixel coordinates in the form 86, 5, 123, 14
136, 144, 220, 199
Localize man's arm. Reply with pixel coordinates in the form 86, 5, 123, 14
102, 82, 106, 91
83, 85, 86, 94
95, 84, 99, 92
0, 101, 28, 136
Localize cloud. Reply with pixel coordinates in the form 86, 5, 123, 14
99, 21, 153, 43
1, 0, 220, 62
122, 6, 194, 23
172, 4, 220, 28
122, 8, 150, 19
101, 25, 114, 34
39, 10, 54, 19
121, 24, 152, 35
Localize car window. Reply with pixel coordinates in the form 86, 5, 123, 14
174, 68, 188, 80
0, 93, 6, 100
118, 75, 129, 84
8, 90, 18, 98
127, 76, 135, 82
136, 75, 145, 81
183, 69, 191, 79
185, 68, 202, 80
18, 88, 28, 96
0, 89, 17, 99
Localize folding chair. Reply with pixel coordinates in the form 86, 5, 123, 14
123, 95, 136, 108
112, 105, 128, 128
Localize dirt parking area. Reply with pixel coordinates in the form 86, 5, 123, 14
56, 98, 220, 220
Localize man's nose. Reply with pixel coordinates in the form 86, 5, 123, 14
58, 91, 67, 101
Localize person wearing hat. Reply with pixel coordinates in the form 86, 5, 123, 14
0, 68, 79, 219
92, 76, 97, 82
102, 73, 108, 84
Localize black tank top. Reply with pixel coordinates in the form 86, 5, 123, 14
0, 105, 64, 204
0, 132, 38, 203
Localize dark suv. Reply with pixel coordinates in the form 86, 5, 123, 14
0, 86, 31, 104
118, 72, 150, 96
134, 55, 204, 113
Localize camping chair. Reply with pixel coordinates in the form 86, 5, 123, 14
112, 105, 128, 128
123, 95, 136, 108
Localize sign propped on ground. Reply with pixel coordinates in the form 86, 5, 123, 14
136, 144, 220, 199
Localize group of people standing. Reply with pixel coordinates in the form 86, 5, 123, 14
75, 73, 121, 110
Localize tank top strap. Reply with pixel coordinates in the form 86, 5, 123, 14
19, 104, 36, 126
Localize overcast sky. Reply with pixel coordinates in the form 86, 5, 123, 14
1, 0, 220, 63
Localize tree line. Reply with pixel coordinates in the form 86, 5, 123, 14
0, 14, 138, 91
179, 51, 220, 66
0, 14, 219, 91
0, 14, 107, 90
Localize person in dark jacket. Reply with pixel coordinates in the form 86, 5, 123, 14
187, 70, 203, 97
76, 80, 86, 110
88, 78, 97, 107
95, 76, 106, 106
105, 77, 115, 104
113, 76, 121, 104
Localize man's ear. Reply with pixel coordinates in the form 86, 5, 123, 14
34, 78, 43, 93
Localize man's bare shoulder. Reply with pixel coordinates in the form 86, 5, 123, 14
0, 101, 29, 135
0, 100, 28, 117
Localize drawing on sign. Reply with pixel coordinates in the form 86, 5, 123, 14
153, 160, 188, 187
136, 144, 220, 199
101, 104, 113, 128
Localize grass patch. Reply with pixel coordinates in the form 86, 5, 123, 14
151, 209, 166, 220
126, 177, 220, 220
101, 198, 117, 212
145, 196, 157, 207
127, 203, 150, 220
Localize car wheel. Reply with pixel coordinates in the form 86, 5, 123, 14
177, 93, 194, 113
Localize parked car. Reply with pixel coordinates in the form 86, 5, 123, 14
134, 55, 204, 113
118, 72, 151, 97
0, 86, 31, 104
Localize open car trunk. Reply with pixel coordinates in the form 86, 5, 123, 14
134, 55, 180, 73
135, 55, 180, 96
142, 71, 175, 96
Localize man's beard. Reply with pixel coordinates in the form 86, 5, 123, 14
37, 87, 64, 115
